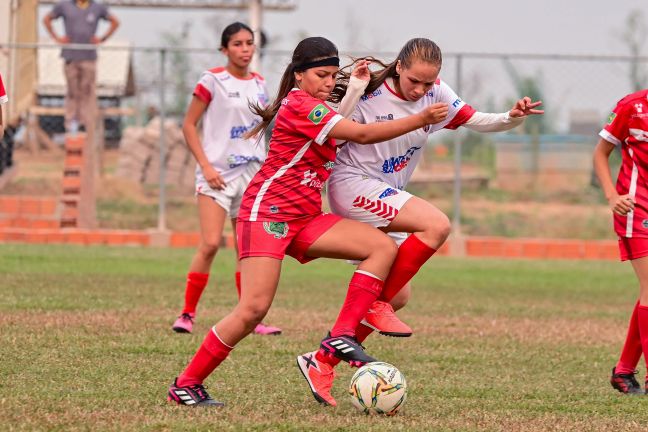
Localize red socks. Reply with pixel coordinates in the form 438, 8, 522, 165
177, 328, 233, 387
616, 301, 642, 374
637, 304, 648, 374
182, 272, 209, 315
235, 271, 242, 299
329, 271, 383, 338
379, 234, 436, 302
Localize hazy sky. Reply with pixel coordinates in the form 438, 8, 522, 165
39, 0, 647, 55
37, 0, 648, 131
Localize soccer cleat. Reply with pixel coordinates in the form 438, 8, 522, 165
167, 378, 225, 407
319, 332, 377, 367
361, 300, 413, 337
172, 313, 195, 334
296, 351, 337, 406
610, 367, 643, 395
253, 322, 282, 336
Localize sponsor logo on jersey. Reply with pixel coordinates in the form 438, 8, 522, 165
426, 90, 434, 97
258, 92, 269, 107
228, 91, 240, 98
300, 170, 324, 190
219, 75, 231, 81
378, 188, 399, 199
375, 113, 394, 122
636, 103, 644, 113
230, 119, 261, 139
642, 219, 648, 229
360, 89, 382, 101
452, 98, 462, 108
269, 205, 279, 214
607, 112, 616, 124
227, 154, 262, 168
307, 104, 330, 125
382, 146, 422, 174
263, 221, 289, 239
323, 161, 335, 171
423, 125, 431, 133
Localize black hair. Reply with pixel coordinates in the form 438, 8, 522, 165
221, 22, 254, 49
247, 36, 346, 139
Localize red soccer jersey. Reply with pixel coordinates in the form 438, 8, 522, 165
600, 89, 648, 238
0, 74, 7, 105
238, 89, 343, 222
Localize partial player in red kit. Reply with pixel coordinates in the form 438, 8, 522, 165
171, 22, 281, 336
594, 89, 648, 395
0, 73, 7, 139
167, 36, 449, 407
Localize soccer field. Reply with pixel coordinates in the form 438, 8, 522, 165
2, 244, 647, 431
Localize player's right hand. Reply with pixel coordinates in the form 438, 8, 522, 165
203, 166, 226, 190
610, 193, 634, 216
56, 36, 70, 44
420, 102, 448, 125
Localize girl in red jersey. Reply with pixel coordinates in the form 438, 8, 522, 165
594, 89, 648, 395
171, 22, 281, 336
0, 72, 7, 139
167, 36, 449, 407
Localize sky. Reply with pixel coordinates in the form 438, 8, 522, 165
37, 0, 648, 131
38, 0, 647, 55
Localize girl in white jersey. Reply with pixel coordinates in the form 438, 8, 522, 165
171, 22, 281, 336
297, 38, 543, 407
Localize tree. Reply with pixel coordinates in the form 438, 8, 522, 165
618, 9, 648, 92
502, 58, 551, 134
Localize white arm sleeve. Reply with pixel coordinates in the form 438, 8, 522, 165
463, 111, 525, 132
336, 76, 369, 118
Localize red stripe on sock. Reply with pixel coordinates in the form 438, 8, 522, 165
177, 329, 233, 387
330, 272, 383, 338
379, 234, 436, 302
616, 301, 642, 374
182, 272, 209, 315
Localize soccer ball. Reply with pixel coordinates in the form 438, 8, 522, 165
348, 362, 407, 416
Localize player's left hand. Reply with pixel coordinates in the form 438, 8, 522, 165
509, 97, 544, 118
351, 59, 371, 82
91, 36, 102, 45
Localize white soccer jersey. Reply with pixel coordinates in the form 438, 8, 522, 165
193, 67, 269, 183
332, 78, 475, 189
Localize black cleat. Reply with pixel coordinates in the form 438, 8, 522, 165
610, 367, 643, 395
319, 332, 377, 367
167, 378, 225, 407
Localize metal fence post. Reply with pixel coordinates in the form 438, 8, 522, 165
157, 47, 167, 232
451, 54, 465, 255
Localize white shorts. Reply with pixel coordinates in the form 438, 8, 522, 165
195, 162, 260, 218
328, 172, 412, 246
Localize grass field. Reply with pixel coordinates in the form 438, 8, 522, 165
2, 244, 648, 431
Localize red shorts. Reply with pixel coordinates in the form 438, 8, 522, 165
618, 237, 648, 261
237, 213, 342, 264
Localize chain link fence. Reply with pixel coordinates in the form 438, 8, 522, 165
1, 42, 647, 235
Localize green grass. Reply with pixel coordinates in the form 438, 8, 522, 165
2, 244, 648, 431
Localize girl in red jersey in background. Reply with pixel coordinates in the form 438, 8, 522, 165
171, 22, 281, 336
297, 38, 543, 406
0, 72, 7, 139
594, 89, 648, 395
167, 36, 449, 407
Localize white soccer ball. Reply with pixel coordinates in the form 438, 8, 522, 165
348, 362, 407, 416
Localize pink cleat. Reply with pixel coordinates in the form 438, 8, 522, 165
172, 313, 195, 333
253, 322, 282, 335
